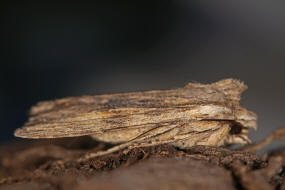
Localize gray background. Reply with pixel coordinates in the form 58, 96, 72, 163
1, 1, 285, 152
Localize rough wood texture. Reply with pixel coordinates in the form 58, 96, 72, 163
0, 138, 284, 190
14, 79, 257, 158
77, 158, 236, 190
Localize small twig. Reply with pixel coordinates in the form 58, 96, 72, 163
242, 126, 285, 152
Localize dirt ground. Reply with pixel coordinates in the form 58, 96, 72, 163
0, 136, 284, 190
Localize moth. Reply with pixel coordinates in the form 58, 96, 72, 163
14, 79, 257, 160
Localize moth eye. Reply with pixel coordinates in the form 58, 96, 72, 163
229, 123, 242, 135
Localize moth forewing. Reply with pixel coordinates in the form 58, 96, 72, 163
14, 78, 257, 159
14, 104, 249, 139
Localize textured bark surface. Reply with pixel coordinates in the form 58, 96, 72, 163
0, 137, 284, 190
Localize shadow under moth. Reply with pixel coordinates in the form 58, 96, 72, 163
15, 78, 280, 161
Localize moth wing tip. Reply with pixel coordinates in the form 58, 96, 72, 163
14, 127, 39, 139
14, 128, 25, 138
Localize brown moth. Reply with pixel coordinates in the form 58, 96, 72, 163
14, 79, 257, 160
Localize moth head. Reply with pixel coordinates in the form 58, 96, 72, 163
224, 122, 252, 145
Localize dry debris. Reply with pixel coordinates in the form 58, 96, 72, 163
0, 137, 284, 190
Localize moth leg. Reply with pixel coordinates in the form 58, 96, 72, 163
77, 124, 181, 162
127, 121, 232, 149
124, 130, 205, 150
77, 141, 137, 162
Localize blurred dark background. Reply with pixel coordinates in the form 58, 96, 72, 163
1, 1, 285, 151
